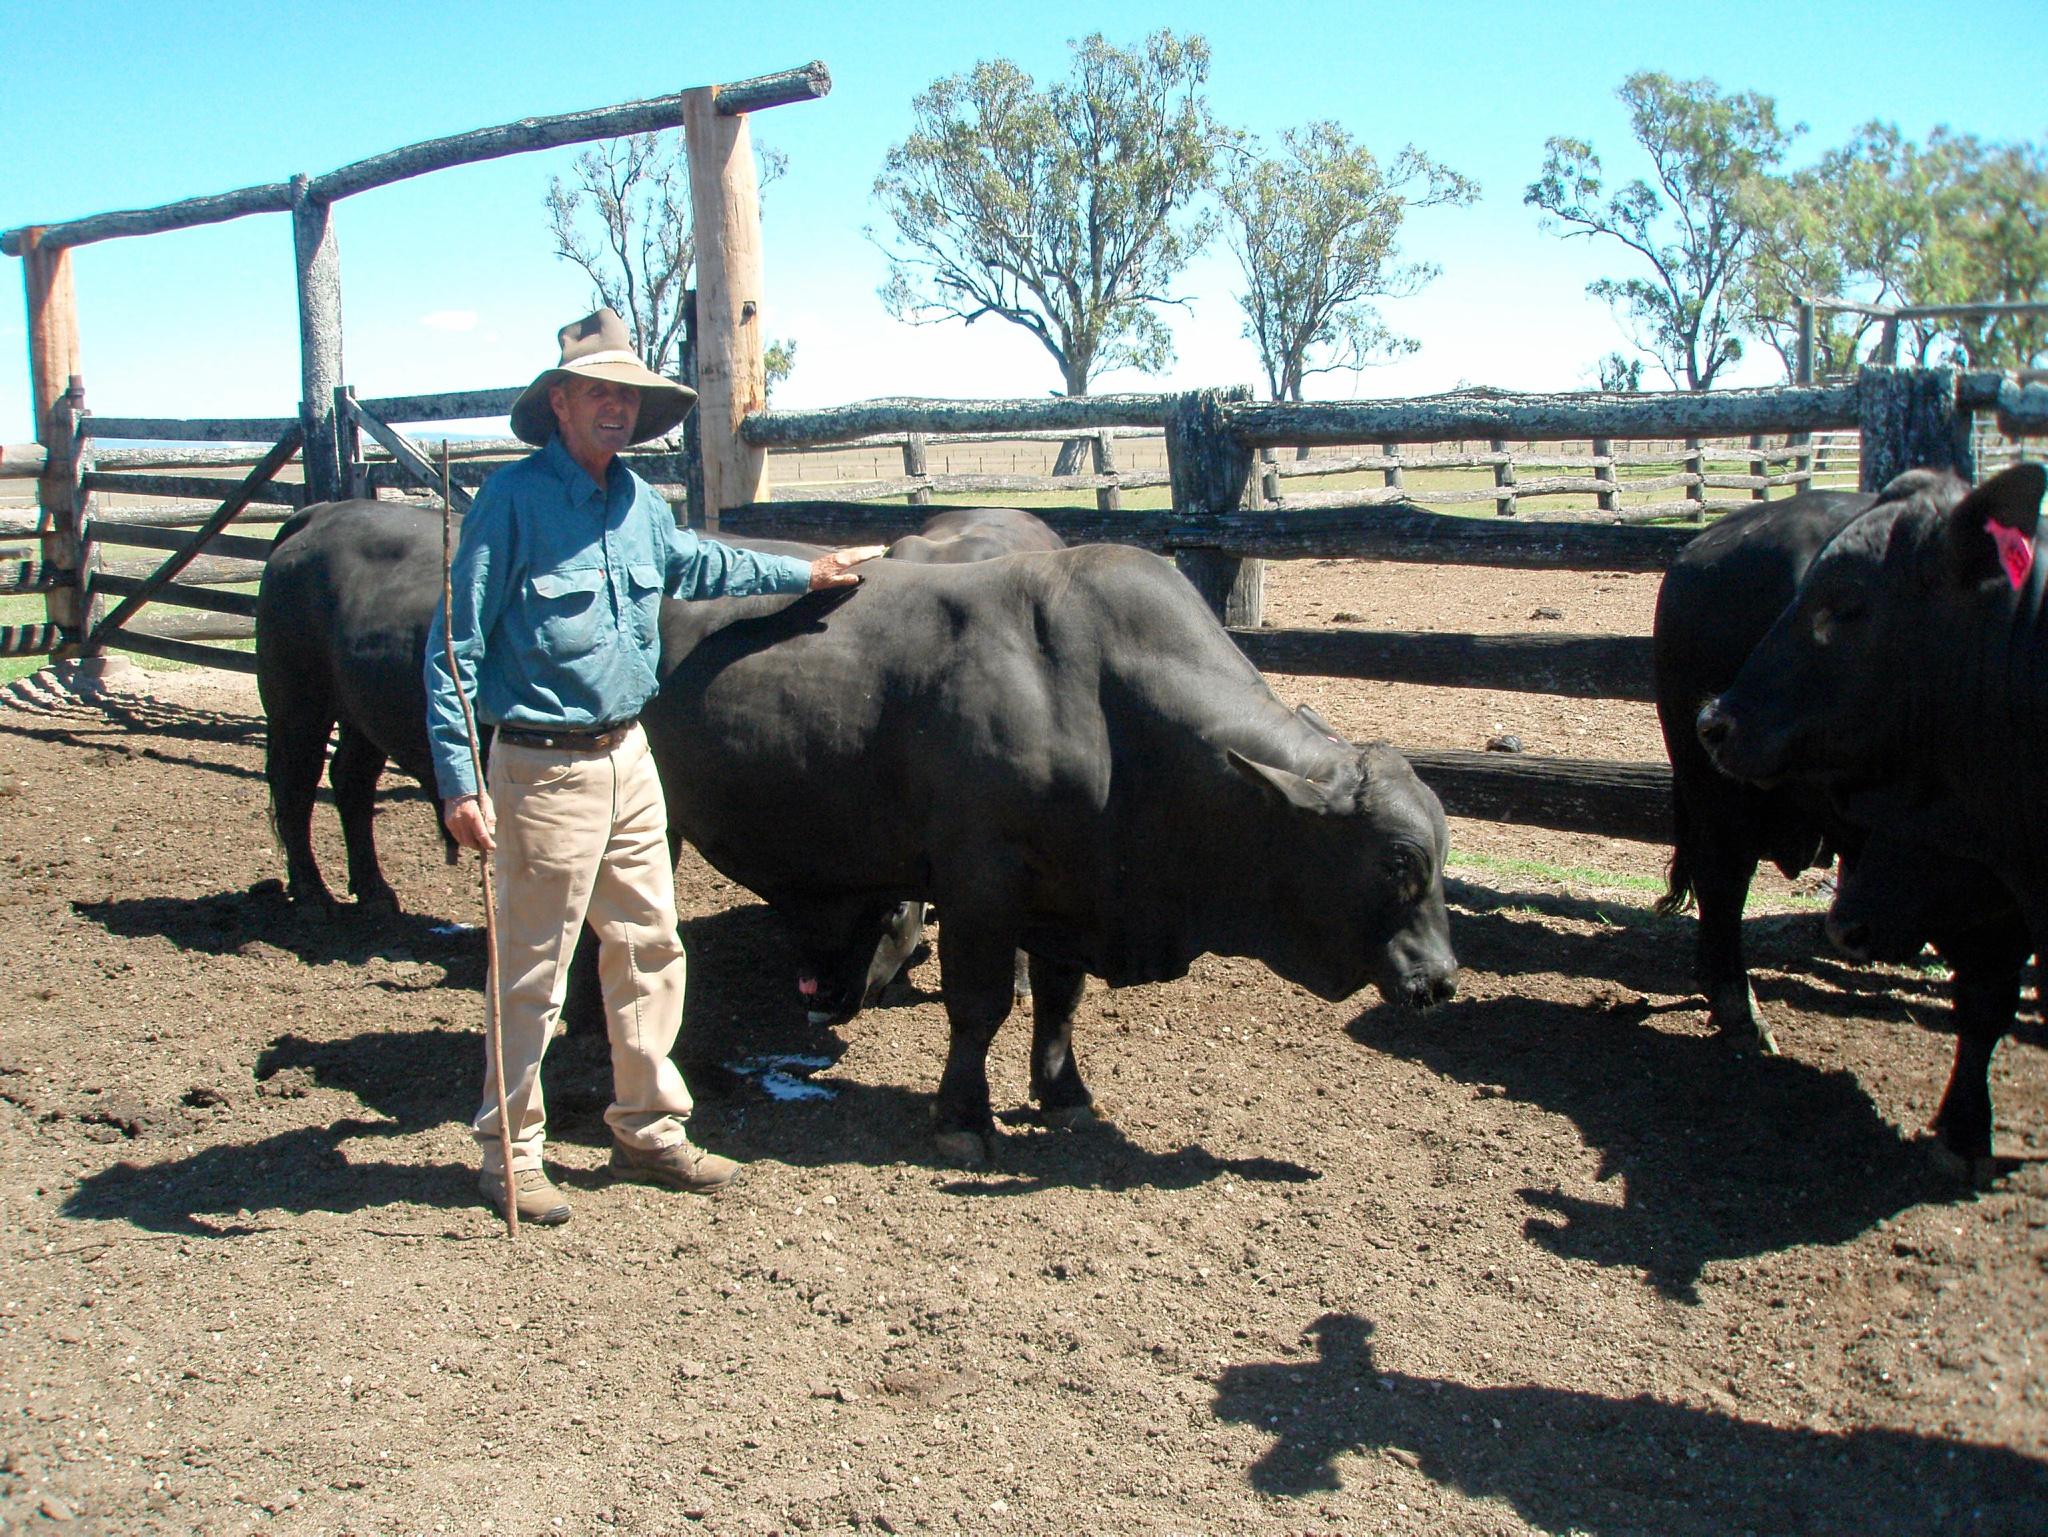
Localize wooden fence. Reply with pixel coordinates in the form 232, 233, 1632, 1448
711, 368, 2046, 843
3, 366, 2043, 847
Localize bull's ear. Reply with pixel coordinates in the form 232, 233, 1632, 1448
1295, 703, 1342, 741
1947, 463, 2045, 591
1228, 749, 1336, 814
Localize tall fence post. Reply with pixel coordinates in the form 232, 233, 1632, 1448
21, 228, 84, 643
1379, 440, 1403, 491
902, 434, 932, 506
291, 174, 345, 503
1093, 431, 1123, 514
1748, 432, 1768, 501
1591, 436, 1617, 512
683, 88, 769, 530
1856, 366, 1971, 493
38, 380, 87, 652
1683, 437, 1705, 521
1166, 387, 1259, 628
1489, 438, 1515, 516
681, 286, 704, 530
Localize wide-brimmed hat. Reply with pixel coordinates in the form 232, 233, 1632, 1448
509, 307, 697, 447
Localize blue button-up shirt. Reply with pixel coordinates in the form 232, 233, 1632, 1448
424, 434, 813, 798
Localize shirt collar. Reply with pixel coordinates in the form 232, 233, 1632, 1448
542, 432, 622, 506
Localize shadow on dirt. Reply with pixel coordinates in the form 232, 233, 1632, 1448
73, 879, 486, 975
663, 905, 1324, 1195
1211, 1313, 2048, 1533
1348, 989, 1950, 1299
61, 1027, 486, 1234
1446, 878, 1968, 1028
0, 689, 266, 747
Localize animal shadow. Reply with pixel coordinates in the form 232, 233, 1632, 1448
666, 903, 1318, 1192
1349, 988, 1946, 1298
1212, 1313, 2048, 1534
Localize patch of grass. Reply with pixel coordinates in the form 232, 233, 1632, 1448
1447, 844, 1831, 916
1447, 846, 1667, 895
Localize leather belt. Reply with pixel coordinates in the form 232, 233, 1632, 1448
494, 719, 638, 753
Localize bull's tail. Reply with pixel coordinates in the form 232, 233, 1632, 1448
1654, 794, 1696, 917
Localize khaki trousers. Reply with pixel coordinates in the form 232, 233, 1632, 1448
473, 723, 694, 1175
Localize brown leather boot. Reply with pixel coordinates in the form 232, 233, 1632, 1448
608, 1137, 740, 1194
478, 1165, 572, 1225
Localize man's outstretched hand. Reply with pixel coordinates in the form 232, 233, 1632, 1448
809, 545, 890, 589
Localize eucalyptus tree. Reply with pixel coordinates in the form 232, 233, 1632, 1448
1899, 130, 2048, 369
1220, 122, 1475, 409
872, 30, 1233, 469
545, 133, 796, 397
1527, 71, 1797, 390
1746, 124, 2047, 379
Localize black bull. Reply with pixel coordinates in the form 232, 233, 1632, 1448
646, 542, 1457, 1160
256, 503, 1457, 1159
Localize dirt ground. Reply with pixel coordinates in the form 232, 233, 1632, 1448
1, 555, 2045, 1537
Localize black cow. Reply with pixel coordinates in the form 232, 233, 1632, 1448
866, 507, 1070, 1016
1652, 489, 1874, 1050
1700, 463, 2048, 941
1821, 801, 2032, 1184
643, 542, 1459, 1162
1693, 464, 2047, 1183
256, 499, 453, 911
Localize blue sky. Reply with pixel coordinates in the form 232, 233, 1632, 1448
2, 0, 2043, 440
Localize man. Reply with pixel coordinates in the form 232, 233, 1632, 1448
425, 307, 883, 1226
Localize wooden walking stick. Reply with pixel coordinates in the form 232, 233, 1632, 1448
441, 441, 518, 1239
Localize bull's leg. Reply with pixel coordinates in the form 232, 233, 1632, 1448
933, 924, 1018, 1166
330, 722, 397, 913
1928, 932, 2024, 1187
265, 708, 337, 910
1690, 843, 1776, 1054
1026, 954, 1092, 1123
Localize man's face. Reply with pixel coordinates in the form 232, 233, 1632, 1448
549, 375, 640, 466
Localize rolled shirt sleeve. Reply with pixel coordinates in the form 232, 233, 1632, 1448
661, 515, 814, 601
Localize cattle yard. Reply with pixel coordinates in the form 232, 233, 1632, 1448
4, 66, 2048, 1537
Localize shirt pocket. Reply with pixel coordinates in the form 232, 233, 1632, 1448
528, 565, 609, 659
625, 562, 664, 648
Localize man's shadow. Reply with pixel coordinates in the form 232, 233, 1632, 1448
1213, 1314, 2048, 1533
62, 1026, 483, 1235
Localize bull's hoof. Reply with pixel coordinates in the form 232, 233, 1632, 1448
351, 888, 401, 918
1927, 1137, 2006, 1190
287, 887, 339, 918
1711, 1016, 1778, 1056
1039, 1103, 1100, 1130
933, 1128, 994, 1167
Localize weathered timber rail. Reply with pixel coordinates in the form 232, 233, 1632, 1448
713, 368, 2045, 843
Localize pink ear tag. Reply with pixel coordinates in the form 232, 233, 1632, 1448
1986, 517, 2034, 590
